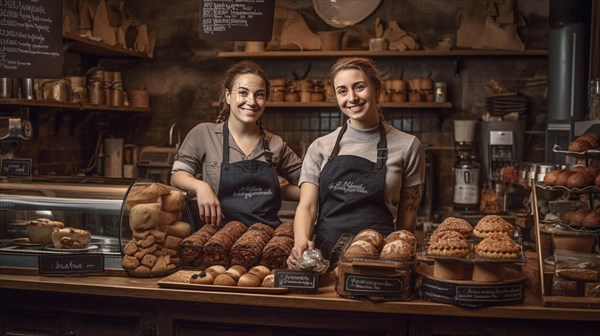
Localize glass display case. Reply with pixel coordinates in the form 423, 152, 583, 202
0, 176, 191, 274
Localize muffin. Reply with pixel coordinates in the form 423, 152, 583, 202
474, 233, 521, 260
473, 215, 515, 238
26, 218, 65, 244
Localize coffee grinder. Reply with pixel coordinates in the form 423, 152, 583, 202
452, 120, 481, 213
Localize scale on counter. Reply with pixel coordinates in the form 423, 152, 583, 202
137, 146, 178, 184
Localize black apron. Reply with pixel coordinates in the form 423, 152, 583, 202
314, 122, 394, 264
217, 122, 282, 228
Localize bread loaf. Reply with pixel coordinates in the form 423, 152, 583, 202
161, 190, 185, 212
555, 170, 574, 186
126, 183, 170, 210
566, 172, 593, 188
129, 203, 178, 231
26, 218, 65, 244
543, 169, 564, 186
51, 227, 92, 249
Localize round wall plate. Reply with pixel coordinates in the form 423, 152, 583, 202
313, 0, 382, 28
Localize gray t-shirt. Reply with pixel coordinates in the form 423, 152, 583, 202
172, 122, 302, 193
300, 120, 425, 219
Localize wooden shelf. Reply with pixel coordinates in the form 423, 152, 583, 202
63, 33, 151, 59
0, 98, 150, 113
219, 49, 548, 59
211, 101, 452, 109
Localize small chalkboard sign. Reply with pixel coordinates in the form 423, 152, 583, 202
344, 274, 403, 293
455, 284, 523, 302
199, 0, 275, 41
39, 254, 105, 275
274, 269, 319, 293
1, 158, 32, 176
0, 0, 63, 78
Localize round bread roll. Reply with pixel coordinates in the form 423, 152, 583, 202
385, 230, 417, 248
578, 134, 599, 148
555, 170, 574, 186
248, 265, 271, 281
582, 211, 600, 229
543, 169, 564, 186
566, 172, 592, 189
238, 273, 261, 287
190, 271, 214, 284
352, 229, 384, 250
343, 240, 378, 259
213, 273, 237, 286
204, 265, 227, 279
261, 274, 275, 287
568, 139, 592, 152
565, 208, 591, 227
225, 265, 247, 282
380, 240, 414, 262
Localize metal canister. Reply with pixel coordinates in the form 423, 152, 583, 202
434, 82, 447, 103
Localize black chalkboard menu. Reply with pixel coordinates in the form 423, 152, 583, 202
200, 0, 275, 41
0, 0, 63, 78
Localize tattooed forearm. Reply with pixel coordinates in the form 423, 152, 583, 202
401, 185, 422, 212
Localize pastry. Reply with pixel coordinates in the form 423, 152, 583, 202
343, 240, 378, 259
161, 189, 185, 212
430, 228, 463, 241
230, 223, 273, 268
582, 210, 600, 229
259, 235, 294, 269
473, 215, 515, 238
190, 271, 214, 284
167, 221, 193, 238
351, 229, 384, 250
180, 224, 219, 266
555, 170, 574, 186
274, 222, 294, 238
427, 233, 470, 258
474, 233, 520, 260
379, 239, 414, 262
26, 218, 65, 244
225, 265, 247, 282
543, 169, 564, 186
566, 172, 593, 189
578, 134, 599, 148
125, 183, 170, 210
51, 227, 92, 249
203, 221, 247, 265
384, 230, 417, 249
238, 273, 261, 287
436, 217, 473, 238
129, 203, 178, 231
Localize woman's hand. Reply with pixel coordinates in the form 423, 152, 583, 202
286, 240, 314, 269
194, 182, 223, 227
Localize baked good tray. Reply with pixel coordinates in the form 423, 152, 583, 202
157, 270, 289, 294
535, 182, 600, 194
421, 231, 527, 264
552, 144, 600, 158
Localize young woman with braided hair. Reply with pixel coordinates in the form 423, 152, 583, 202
171, 60, 302, 228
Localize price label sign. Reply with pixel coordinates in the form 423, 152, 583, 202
1, 158, 32, 177
274, 269, 319, 293
39, 254, 105, 275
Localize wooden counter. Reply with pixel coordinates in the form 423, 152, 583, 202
1, 272, 599, 336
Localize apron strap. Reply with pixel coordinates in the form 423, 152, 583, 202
327, 122, 348, 163
327, 122, 388, 171
222, 122, 230, 171
222, 121, 272, 170
376, 122, 387, 170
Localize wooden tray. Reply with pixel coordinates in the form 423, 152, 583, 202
542, 295, 600, 309
157, 270, 289, 294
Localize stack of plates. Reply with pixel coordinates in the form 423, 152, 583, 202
486, 94, 528, 116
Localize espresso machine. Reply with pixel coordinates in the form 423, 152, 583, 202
0, 117, 33, 159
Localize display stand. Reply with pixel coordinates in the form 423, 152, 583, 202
531, 149, 600, 308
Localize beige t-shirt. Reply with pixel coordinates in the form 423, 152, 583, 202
172, 122, 302, 193
300, 120, 425, 219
